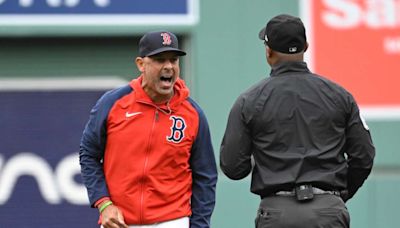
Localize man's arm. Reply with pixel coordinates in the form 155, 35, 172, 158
344, 99, 375, 201
80, 86, 132, 207
188, 100, 217, 228
220, 96, 253, 180
79, 96, 110, 207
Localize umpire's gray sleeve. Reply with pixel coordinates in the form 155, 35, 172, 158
220, 96, 253, 180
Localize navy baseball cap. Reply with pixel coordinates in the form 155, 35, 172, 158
138, 31, 186, 57
258, 14, 307, 54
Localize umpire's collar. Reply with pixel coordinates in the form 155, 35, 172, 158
270, 61, 310, 77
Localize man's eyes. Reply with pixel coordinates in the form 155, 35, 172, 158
155, 58, 178, 63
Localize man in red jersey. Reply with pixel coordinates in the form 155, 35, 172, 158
80, 31, 217, 228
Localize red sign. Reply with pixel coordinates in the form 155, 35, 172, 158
302, 0, 400, 118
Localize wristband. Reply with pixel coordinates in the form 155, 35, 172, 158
98, 201, 113, 213
94, 197, 111, 208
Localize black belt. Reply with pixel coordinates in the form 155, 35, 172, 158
274, 187, 340, 197
262, 185, 341, 200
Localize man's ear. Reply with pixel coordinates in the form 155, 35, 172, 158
303, 42, 309, 53
135, 57, 144, 72
266, 46, 273, 58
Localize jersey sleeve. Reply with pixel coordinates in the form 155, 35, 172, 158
343, 96, 375, 200
79, 94, 111, 207
188, 98, 217, 228
220, 95, 253, 180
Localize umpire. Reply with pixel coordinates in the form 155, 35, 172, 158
220, 14, 375, 228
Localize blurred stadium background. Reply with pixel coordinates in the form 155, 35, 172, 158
1, 0, 399, 227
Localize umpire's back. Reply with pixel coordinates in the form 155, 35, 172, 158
220, 14, 375, 228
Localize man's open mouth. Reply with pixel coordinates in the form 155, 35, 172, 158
160, 76, 172, 82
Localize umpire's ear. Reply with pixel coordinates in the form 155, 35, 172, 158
303, 42, 309, 53
135, 57, 145, 72
266, 46, 272, 58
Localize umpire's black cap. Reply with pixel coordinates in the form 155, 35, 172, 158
138, 31, 186, 57
258, 14, 307, 54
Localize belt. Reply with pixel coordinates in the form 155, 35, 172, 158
274, 187, 340, 197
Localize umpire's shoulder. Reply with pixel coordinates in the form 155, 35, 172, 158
313, 73, 353, 97
240, 77, 271, 99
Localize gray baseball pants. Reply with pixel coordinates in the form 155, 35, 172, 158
255, 194, 350, 228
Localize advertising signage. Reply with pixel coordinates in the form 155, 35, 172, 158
0, 0, 198, 25
0, 78, 126, 227
301, 0, 400, 119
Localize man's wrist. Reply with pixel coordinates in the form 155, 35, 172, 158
98, 200, 113, 213
94, 196, 111, 208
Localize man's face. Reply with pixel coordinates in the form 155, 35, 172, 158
136, 51, 181, 103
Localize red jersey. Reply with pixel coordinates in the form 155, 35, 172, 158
80, 76, 217, 226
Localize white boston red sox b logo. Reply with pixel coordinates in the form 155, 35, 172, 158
166, 116, 186, 143
161, 32, 172, 45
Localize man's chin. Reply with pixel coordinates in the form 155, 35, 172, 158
157, 88, 174, 96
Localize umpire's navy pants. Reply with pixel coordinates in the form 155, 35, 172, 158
255, 194, 350, 228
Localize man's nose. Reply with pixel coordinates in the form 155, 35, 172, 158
163, 60, 173, 68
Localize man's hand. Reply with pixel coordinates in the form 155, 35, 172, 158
101, 204, 129, 228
